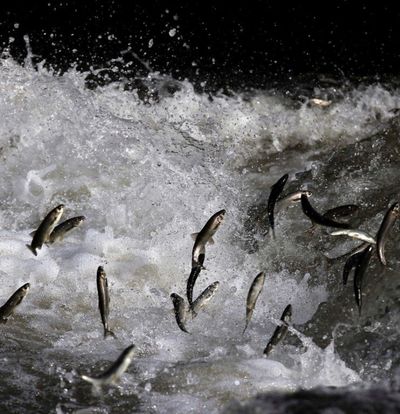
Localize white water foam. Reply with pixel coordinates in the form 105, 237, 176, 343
0, 55, 398, 412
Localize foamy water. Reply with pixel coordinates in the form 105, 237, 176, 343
1, 54, 400, 413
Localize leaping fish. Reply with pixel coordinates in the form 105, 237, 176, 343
81, 344, 136, 387
26, 204, 65, 255
353, 244, 373, 315
0, 283, 30, 323
301, 195, 351, 229
191, 281, 220, 317
171, 293, 190, 334
243, 272, 265, 334
264, 304, 292, 356
330, 229, 376, 245
267, 174, 288, 239
96, 266, 116, 338
47, 216, 86, 244
376, 202, 400, 266
342, 249, 367, 286
191, 210, 225, 268
276, 190, 312, 211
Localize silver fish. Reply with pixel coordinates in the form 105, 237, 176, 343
277, 190, 312, 210
191, 281, 219, 316
243, 272, 265, 334
171, 293, 190, 334
264, 304, 292, 356
308, 98, 332, 108
47, 216, 85, 244
0, 283, 30, 323
354, 245, 373, 315
191, 210, 225, 268
97, 266, 115, 338
330, 229, 376, 245
267, 174, 289, 239
81, 344, 136, 387
376, 202, 400, 266
26, 204, 65, 256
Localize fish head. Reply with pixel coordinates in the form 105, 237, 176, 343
392, 202, 400, 216
73, 216, 86, 226
304, 191, 313, 198
282, 304, 292, 322
97, 266, 106, 279
55, 204, 65, 214
21, 283, 30, 293
170, 293, 184, 306
213, 210, 226, 227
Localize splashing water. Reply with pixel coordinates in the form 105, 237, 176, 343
1, 53, 400, 413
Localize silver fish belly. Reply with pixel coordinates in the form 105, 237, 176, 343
243, 272, 265, 334
47, 216, 85, 244
97, 266, 115, 338
27, 204, 65, 255
171, 293, 190, 334
0, 283, 30, 323
191, 209, 225, 268
191, 281, 220, 316
330, 229, 376, 244
376, 202, 400, 266
81, 344, 136, 386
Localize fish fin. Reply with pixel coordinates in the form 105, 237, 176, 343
29, 230, 36, 237
191, 232, 199, 240
26, 244, 37, 256
104, 329, 116, 339
242, 324, 248, 335
208, 237, 215, 245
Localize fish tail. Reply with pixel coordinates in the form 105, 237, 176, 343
26, 244, 37, 256
104, 328, 116, 339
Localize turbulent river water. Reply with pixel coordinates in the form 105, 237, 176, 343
1, 54, 400, 413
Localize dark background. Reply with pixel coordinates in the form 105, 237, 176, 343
0, 1, 399, 90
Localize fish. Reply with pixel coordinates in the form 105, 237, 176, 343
309, 98, 332, 108
330, 229, 376, 244
307, 204, 359, 233
276, 190, 312, 211
186, 253, 205, 309
267, 174, 289, 239
191, 210, 225, 268
47, 216, 86, 244
191, 281, 220, 316
96, 266, 115, 338
26, 204, 65, 256
353, 245, 373, 315
0, 283, 30, 323
243, 272, 266, 334
301, 195, 351, 229
342, 249, 366, 286
264, 304, 292, 356
171, 293, 190, 334
323, 204, 359, 221
376, 202, 400, 266
81, 344, 136, 387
